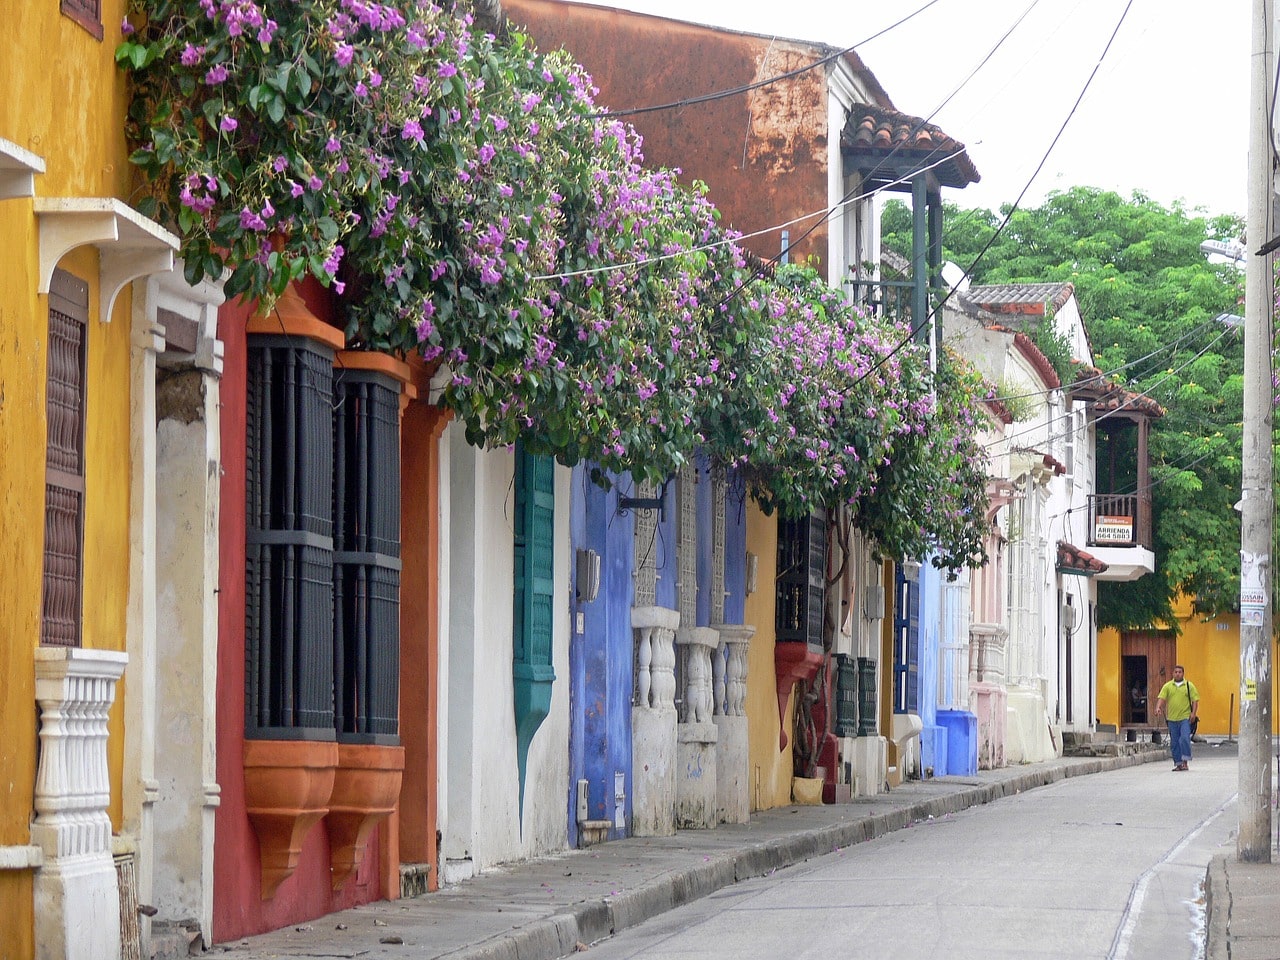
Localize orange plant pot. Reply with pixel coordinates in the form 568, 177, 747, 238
326, 743, 406, 890
243, 739, 339, 899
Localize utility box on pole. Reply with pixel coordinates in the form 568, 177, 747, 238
1239, 0, 1274, 863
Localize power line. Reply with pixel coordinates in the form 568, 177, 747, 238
984, 324, 1231, 453
843, 0, 1137, 393
590, 0, 949, 120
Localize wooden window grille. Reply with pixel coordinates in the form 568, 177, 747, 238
775, 509, 826, 650
42, 270, 88, 647
676, 464, 697, 626
245, 335, 336, 738
332, 369, 401, 744
710, 466, 726, 625
631, 479, 658, 607
61, 0, 104, 40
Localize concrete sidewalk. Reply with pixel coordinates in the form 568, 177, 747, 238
1204, 854, 1280, 960
212, 749, 1164, 959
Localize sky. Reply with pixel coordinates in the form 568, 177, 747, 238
562, 0, 1251, 219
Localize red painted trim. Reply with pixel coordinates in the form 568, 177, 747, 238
214, 293, 390, 942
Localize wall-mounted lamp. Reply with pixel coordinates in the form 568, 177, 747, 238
576, 548, 601, 603
745, 552, 759, 596
617, 475, 673, 523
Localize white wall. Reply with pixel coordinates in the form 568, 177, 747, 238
438, 426, 571, 875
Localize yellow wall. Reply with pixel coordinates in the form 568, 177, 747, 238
744, 504, 797, 810
1098, 597, 1280, 737
1, 2, 135, 956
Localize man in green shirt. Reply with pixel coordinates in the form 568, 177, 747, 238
1155, 665, 1199, 771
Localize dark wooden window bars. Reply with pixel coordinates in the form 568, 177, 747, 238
41, 270, 89, 648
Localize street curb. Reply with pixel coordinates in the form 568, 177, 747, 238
442, 750, 1164, 960
1203, 853, 1229, 960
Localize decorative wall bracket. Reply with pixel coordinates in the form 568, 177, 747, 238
34, 197, 178, 323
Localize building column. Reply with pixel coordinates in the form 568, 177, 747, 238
149, 268, 225, 947
675, 626, 719, 829
712, 624, 753, 823
631, 605, 678, 837
33, 648, 129, 960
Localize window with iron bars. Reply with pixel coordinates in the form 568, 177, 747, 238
245, 335, 401, 744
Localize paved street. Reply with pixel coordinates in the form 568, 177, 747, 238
220, 749, 1238, 960
572, 743, 1240, 960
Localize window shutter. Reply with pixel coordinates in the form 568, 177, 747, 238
513, 446, 555, 819
893, 565, 920, 714
41, 270, 88, 647
775, 508, 826, 652
61, 0, 103, 40
833, 653, 858, 738
631, 479, 658, 607
332, 369, 401, 743
245, 335, 335, 738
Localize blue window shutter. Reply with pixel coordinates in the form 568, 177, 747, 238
892, 565, 920, 714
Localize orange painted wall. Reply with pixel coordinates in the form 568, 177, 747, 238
1, 2, 136, 956
398, 391, 448, 888
1097, 597, 1280, 737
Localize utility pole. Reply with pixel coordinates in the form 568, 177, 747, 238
1239, 0, 1275, 863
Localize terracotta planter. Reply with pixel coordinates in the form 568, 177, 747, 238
243, 739, 339, 899
326, 743, 406, 890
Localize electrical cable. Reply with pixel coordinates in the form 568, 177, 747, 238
984, 323, 1231, 452
589, 0, 949, 120
534, 0, 1039, 293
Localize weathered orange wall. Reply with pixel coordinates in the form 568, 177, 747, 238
503, 0, 834, 270
398, 393, 448, 886
1, 1, 135, 955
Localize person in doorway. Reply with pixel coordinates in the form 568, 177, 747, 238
1154, 665, 1199, 771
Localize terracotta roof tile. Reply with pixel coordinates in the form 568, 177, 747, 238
840, 104, 979, 189
1071, 365, 1165, 419
1058, 541, 1108, 576
964, 282, 1075, 315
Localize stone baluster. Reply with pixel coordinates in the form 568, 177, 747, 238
712, 623, 753, 718
631, 606, 680, 837
711, 643, 726, 718
33, 647, 129, 960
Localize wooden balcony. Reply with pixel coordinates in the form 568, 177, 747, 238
1086, 492, 1152, 550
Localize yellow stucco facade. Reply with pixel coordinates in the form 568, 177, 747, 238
2, 2, 138, 955
744, 504, 798, 811
1098, 597, 1279, 738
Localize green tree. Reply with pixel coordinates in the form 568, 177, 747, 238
885, 186, 1245, 628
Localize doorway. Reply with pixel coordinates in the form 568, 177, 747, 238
1120, 631, 1176, 726
1122, 655, 1148, 724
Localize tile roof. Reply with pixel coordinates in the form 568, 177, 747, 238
1058, 541, 1108, 576
964, 282, 1075, 316
840, 105, 980, 189
1071, 365, 1165, 419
